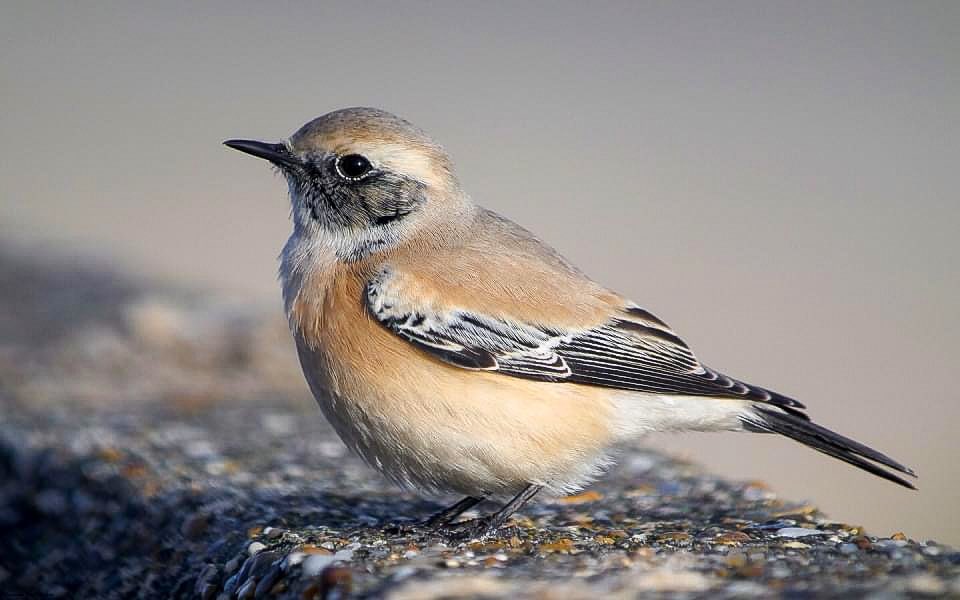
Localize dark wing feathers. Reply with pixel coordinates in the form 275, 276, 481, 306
744, 407, 916, 488
366, 277, 805, 414
550, 322, 803, 411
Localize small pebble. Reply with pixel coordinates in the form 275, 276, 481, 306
776, 527, 825, 538
253, 564, 282, 598
221, 573, 240, 596
539, 538, 576, 552
743, 486, 774, 501
236, 579, 256, 600
247, 542, 267, 556
335, 543, 360, 562
194, 563, 219, 596
906, 573, 946, 595
247, 551, 282, 581
282, 552, 306, 570
853, 536, 873, 550
224, 555, 244, 575
725, 581, 767, 596
726, 552, 747, 568
716, 531, 751, 545
302, 554, 337, 577
839, 543, 858, 555
559, 490, 603, 504
782, 541, 811, 549
770, 566, 792, 579
263, 526, 284, 539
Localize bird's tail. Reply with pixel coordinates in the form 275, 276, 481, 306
742, 406, 917, 490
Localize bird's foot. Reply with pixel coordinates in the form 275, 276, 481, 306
383, 516, 487, 538
382, 520, 422, 536
421, 514, 457, 532
436, 517, 504, 542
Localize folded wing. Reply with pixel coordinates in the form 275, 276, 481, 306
366, 266, 805, 416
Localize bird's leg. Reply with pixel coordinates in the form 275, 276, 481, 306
484, 484, 542, 531
422, 495, 485, 529
445, 483, 543, 539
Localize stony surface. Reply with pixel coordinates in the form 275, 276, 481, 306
2, 248, 959, 599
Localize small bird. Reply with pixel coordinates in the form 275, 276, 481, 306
225, 107, 915, 537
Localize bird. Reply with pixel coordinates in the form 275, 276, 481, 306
225, 107, 916, 538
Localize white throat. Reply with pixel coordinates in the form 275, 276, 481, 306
278, 225, 338, 327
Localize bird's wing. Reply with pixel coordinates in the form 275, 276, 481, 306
365, 265, 806, 414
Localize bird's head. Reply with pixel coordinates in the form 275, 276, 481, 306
226, 107, 472, 261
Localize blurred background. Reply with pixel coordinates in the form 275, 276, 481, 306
2, 2, 957, 544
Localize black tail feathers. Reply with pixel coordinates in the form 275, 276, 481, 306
743, 406, 917, 490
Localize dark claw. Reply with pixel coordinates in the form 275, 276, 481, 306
382, 521, 420, 536
437, 517, 504, 542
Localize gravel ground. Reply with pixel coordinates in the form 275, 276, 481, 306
1, 248, 958, 599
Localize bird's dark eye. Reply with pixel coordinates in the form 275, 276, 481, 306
335, 154, 373, 180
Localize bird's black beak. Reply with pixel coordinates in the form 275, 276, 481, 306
224, 139, 300, 168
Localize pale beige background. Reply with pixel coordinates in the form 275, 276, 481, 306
2, 2, 957, 543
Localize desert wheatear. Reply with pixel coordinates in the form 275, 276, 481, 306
225, 107, 914, 537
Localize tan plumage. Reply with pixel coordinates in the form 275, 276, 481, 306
225, 107, 915, 536
285, 211, 626, 498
